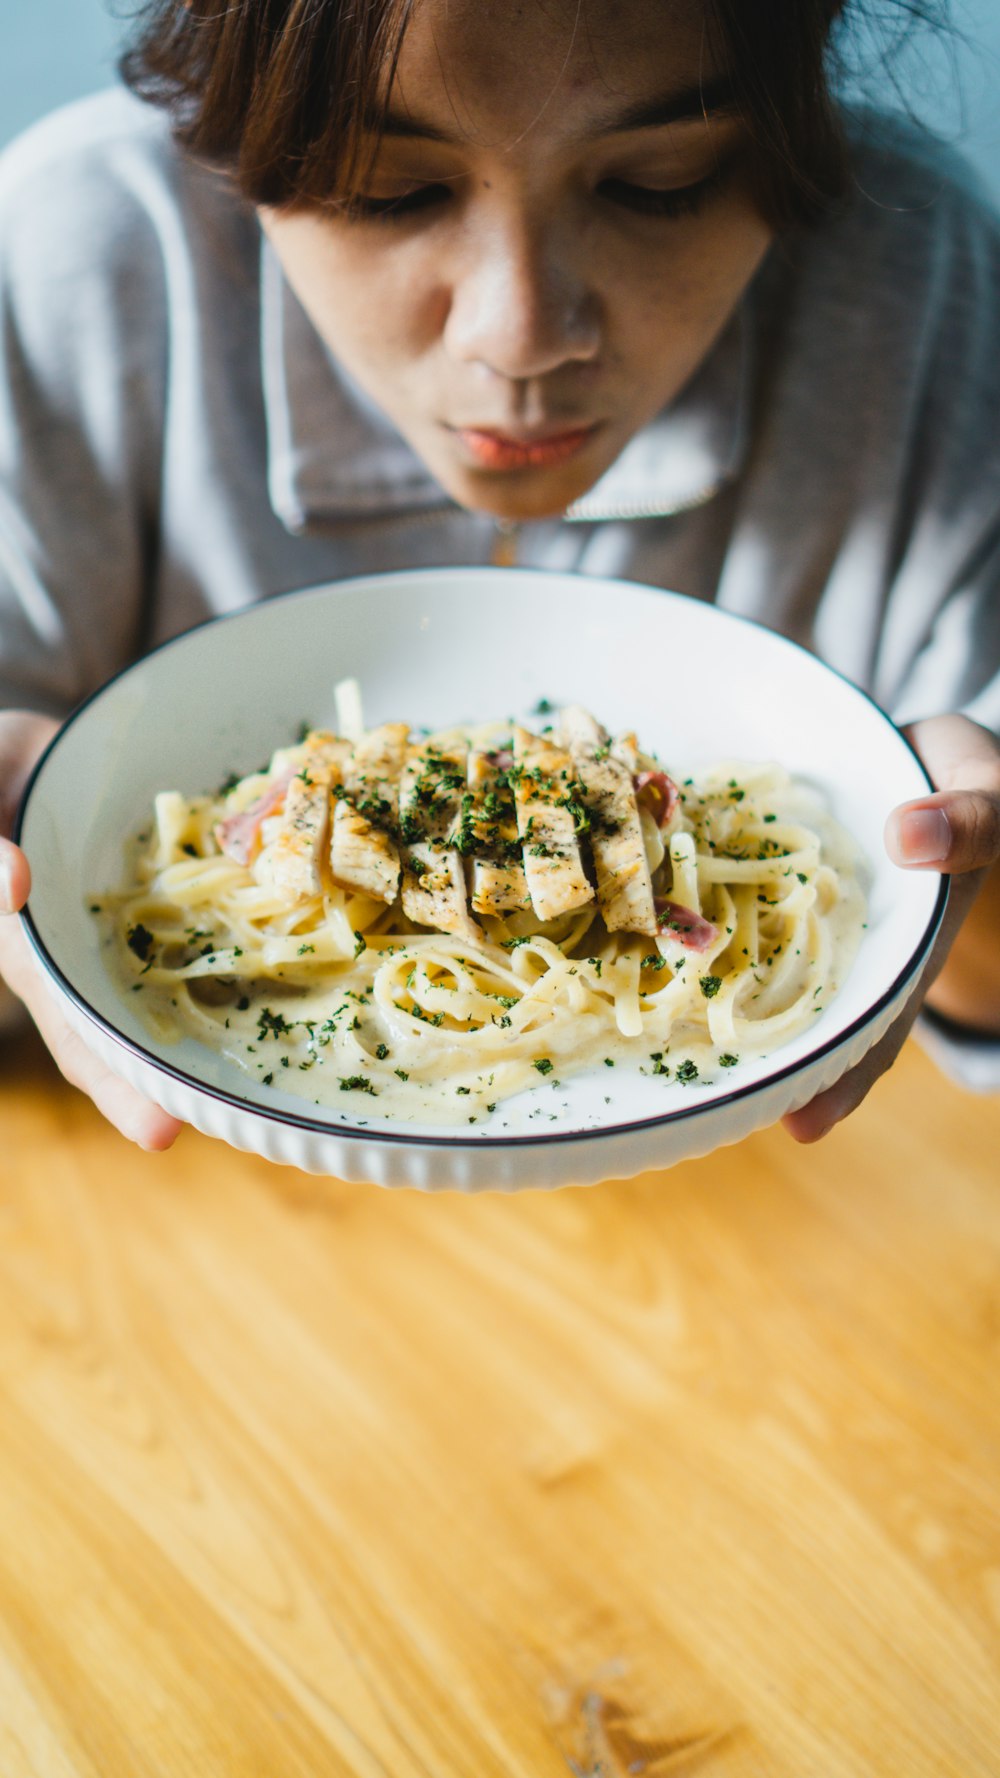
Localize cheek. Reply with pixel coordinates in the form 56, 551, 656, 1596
621, 206, 771, 354
321, 241, 450, 366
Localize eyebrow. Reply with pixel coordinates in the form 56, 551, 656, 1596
372, 75, 740, 144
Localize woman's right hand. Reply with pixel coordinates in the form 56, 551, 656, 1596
0, 710, 183, 1150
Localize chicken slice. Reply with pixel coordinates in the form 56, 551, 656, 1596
559, 705, 657, 936
511, 725, 594, 922
398, 734, 480, 940
344, 722, 410, 819
329, 722, 408, 904
271, 733, 351, 899
330, 802, 400, 903
460, 747, 531, 917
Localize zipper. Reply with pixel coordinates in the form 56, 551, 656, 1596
564, 474, 731, 524
315, 471, 729, 554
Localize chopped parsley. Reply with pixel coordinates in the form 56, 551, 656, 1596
257, 1007, 292, 1040
675, 1059, 700, 1084
339, 1076, 377, 1095
699, 975, 722, 999
719, 1053, 739, 1067
534, 1058, 554, 1075
126, 923, 155, 962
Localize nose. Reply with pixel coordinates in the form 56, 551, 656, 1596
442, 206, 600, 380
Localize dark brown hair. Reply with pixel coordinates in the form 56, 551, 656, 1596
119, 0, 872, 226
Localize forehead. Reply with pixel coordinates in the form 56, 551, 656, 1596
389, 0, 719, 145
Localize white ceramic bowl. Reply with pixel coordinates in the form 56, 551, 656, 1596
16, 568, 946, 1190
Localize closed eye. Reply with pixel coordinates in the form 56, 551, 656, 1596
599, 166, 728, 219
347, 183, 452, 221
346, 163, 731, 224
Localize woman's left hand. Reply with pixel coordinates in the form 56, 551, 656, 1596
783, 713, 1000, 1142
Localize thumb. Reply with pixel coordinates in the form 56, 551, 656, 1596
885, 716, 1000, 876
885, 788, 1000, 875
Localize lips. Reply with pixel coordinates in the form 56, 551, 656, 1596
450, 423, 601, 471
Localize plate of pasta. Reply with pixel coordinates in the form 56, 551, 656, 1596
15, 567, 946, 1190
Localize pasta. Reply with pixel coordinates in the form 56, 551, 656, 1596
94, 694, 866, 1124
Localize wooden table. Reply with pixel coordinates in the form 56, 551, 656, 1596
1, 1028, 998, 1778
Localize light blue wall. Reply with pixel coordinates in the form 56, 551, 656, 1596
2, 0, 999, 208
2, 0, 120, 149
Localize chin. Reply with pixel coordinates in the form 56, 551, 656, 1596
446, 463, 603, 524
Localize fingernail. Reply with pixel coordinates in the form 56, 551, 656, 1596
899, 807, 951, 865
0, 854, 12, 914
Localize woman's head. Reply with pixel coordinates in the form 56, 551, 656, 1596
123, 0, 850, 519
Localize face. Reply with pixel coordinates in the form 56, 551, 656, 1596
260, 0, 772, 521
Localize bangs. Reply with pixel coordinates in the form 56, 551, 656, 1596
123, 0, 853, 224
121, 0, 415, 209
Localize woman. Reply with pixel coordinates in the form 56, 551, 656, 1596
0, 0, 998, 1148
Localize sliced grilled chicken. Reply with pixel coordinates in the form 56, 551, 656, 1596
399, 734, 480, 940
511, 726, 594, 921
271, 733, 351, 899
611, 730, 640, 775
330, 801, 400, 903
329, 722, 408, 904
559, 705, 657, 936
461, 747, 531, 917
344, 722, 410, 819
404, 844, 481, 941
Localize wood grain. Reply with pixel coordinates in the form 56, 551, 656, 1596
1, 1025, 998, 1777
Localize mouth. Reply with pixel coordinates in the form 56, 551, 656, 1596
448, 423, 603, 472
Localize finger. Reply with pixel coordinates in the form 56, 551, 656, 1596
885, 789, 1000, 875
905, 713, 1000, 793
0, 835, 31, 914
0, 920, 182, 1151
34, 995, 183, 1151
782, 1004, 917, 1143
0, 711, 59, 835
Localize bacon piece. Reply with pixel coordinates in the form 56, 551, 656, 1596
214, 769, 295, 866
655, 898, 719, 952
635, 770, 680, 828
